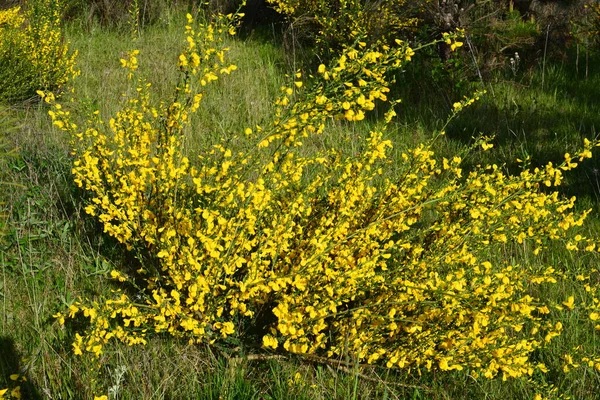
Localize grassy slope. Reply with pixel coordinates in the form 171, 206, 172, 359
1, 8, 600, 399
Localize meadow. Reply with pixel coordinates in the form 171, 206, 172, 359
2, 1, 600, 398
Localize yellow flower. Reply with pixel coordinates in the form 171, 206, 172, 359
450, 41, 463, 51
562, 296, 575, 310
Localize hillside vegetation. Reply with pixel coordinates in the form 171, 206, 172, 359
2, 0, 600, 398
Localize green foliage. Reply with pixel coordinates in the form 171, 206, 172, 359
0, 110, 8, 243
0, 107, 20, 243
571, 1, 600, 51
471, 8, 538, 74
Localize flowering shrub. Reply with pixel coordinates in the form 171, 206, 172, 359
45, 7, 600, 383
266, 0, 420, 54
0, 0, 77, 103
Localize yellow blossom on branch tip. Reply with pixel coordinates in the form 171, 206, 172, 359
450, 41, 463, 51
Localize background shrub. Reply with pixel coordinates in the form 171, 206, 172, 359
0, 0, 77, 103
265, 0, 420, 60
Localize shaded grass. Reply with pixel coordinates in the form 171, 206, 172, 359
2, 8, 600, 399
397, 52, 600, 203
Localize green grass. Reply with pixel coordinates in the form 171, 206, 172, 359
2, 7, 600, 399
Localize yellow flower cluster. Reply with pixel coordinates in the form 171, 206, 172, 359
0, 374, 26, 399
0, 0, 77, 103
443, 30, 464, 52
47, 8, 600, 381
266, 0, 419, 52
263, 38, 415, 149
0, 6, 23, 28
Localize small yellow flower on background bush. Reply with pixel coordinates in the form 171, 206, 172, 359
0, 374, 26, 399
0, 0, 77, 103
44, 3, 600, 385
